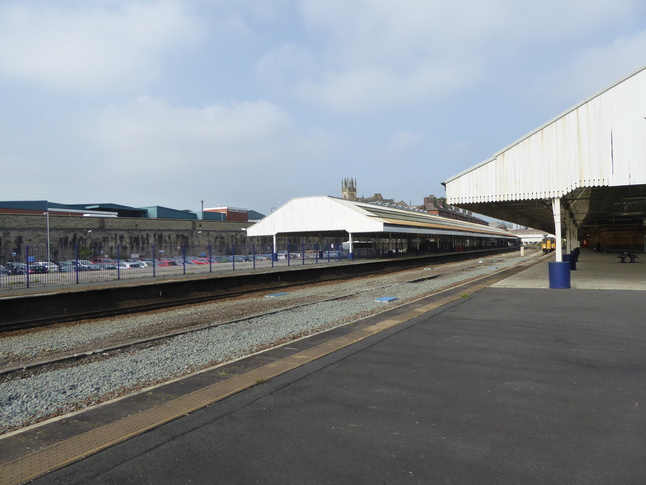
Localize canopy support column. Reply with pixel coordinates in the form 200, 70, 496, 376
272, 234, 278, 262
553, 198, 563, 262
548, 197, 571, 289
347, 232, 354, 261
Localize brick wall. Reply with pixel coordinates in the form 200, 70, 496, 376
0, 214, 271, 260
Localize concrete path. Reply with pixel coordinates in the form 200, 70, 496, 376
494, 249, 646, 290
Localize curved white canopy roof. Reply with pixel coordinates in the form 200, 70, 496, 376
247, 196, 516, 240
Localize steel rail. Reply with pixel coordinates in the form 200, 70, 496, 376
0, 252, 545, 379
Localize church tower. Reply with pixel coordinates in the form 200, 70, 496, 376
342, 178, 357, 201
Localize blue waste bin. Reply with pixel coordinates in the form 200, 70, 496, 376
569, 253, 576, 270
549, 261, 571, 289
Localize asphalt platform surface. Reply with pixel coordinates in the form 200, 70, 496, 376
33, 279, 646, 484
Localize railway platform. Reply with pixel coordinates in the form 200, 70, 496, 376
1, 249, 645, 484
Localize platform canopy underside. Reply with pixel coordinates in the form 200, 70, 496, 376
454, 185, 646, 236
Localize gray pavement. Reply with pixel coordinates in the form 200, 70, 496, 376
494, 249, 646, 290
34, 253, 646, 484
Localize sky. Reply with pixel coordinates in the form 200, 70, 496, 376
1, 0, 646, 216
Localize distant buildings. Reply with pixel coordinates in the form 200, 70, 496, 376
0, 201, 265, 222
341, 179, 488, 226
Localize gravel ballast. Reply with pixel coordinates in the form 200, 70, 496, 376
0, 251, 540, 433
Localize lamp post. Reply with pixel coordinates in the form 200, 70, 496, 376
45, 211, 50, 263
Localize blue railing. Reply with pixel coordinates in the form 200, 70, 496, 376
0, 242, 373, 290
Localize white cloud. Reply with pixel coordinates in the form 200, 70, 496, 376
523, 30, 646, 115
83, 96, 345, 211
0, 1, 203, 93
386, 131, 425, 154
257, 43, 318, 85
258, 0, 646, 113
91, 96, 335, 173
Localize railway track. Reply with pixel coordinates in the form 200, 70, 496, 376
0, 251, 544, 434
0, 279, 415, 377
0, 248, 519, 331
0, 253, 542, 378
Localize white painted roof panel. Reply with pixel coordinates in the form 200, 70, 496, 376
444, 65, 646, 204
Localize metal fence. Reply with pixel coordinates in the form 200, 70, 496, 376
0, 242, 393, 290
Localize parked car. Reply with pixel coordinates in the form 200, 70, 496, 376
57, 261, 90, 272
0, 264, 10, 275
5, 262, 27, 275
77, 260, 103, 271
57, 262, 75, 272
28, 265, 49, 274
91, 257, 115, 265
34, 261, 59, 272
116, 261, 142, 269
125, 260, 147, 268
156, 259, 178, 267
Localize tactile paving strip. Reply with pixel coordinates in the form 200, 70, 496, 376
0, 268, 517, 485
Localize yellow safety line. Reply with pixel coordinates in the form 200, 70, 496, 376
0, 274, 497, 485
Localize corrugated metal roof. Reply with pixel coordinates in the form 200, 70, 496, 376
442, 65, 646, 234
444, 64, 646, 187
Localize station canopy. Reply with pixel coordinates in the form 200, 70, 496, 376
246, 196, 517, 240
442, 65, 646, 236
